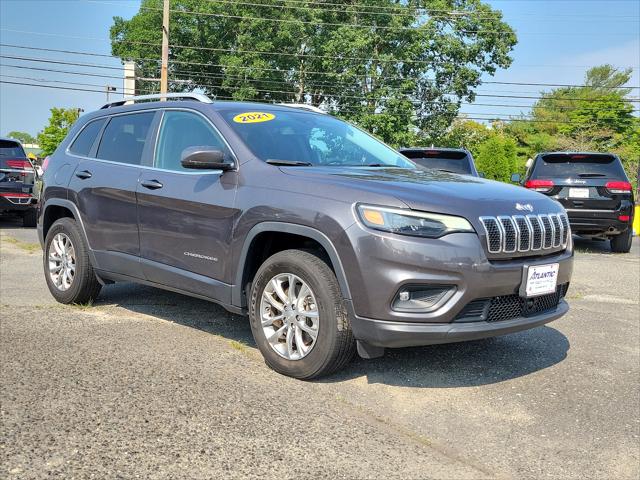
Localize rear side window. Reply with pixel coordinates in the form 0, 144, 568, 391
69, 119, 105, 157
154, 110, 230, 171
401, 150, 472, 174
97, 112, 155, 165
0, 139, 26, 159
533, 154, 627, 179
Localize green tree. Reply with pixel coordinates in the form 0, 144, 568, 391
524, 66, 637, 182
6, 131, 36, 145
37, 108, 80, 156
110, 0, 517, 145
474, 133, 517, 182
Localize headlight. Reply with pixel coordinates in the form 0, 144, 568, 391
356, 204, 474, 238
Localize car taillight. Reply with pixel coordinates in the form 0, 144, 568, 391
6, 160, 32, 169
0, 192, 32, 198
605, 181, 632, 194
524, 179, 554, 192
42, 156, 50, 172
618, 215, 631, 222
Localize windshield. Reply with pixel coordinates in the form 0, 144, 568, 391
533, 154, 627, 178
0, 140, 26, 158
220, 108, 414, 168
401, 150, 472, 174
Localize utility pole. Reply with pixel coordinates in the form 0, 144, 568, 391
160, 0, 170, 96
105, 85, 116, 102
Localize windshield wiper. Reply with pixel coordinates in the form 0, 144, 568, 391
436, 168, 459, 174
265, 159, 313, 166
577, 173, 607, 177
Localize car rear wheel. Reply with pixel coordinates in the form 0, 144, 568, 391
22, 208, 37, 228
610, 228, 632, 253
248, 249, 355, 379
44, 217, 102, 304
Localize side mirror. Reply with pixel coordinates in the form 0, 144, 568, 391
478, 171, 486, 178
510, 173, 521, 184
180, 146, 233, 170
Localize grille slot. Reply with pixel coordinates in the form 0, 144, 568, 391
454, 283, 569, 323
480, 213, 568, 255
499, 216, 517, 253
550, 215, 562, 247
514, 216, 531, 251
480, 217, 502, 253
540, 215, 553, 249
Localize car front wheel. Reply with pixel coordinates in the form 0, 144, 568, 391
249, 249, 355, 379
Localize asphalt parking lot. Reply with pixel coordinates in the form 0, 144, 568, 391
1, 217, 638, 479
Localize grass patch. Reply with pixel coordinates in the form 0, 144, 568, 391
2, 236, 41, 254
71, 300, 95, 310
229, 340, 249, 353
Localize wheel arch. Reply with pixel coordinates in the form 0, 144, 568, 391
41, 199, 89, 249
233, 222, 352, 308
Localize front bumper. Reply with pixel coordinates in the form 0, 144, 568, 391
334, 222, 573, 348
351, 300, 568, 348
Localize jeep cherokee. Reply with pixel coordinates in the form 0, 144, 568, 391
38, 94, 574, 379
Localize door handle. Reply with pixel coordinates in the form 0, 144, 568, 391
140, 179, 163, 190
75, 170, 92, 179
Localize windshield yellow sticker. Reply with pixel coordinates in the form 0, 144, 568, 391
233, 112, 275, 124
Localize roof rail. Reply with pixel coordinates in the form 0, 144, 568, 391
278, 103, 326, 114
100, 93, 213, 109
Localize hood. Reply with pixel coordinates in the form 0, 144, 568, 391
280, 167, 564, 218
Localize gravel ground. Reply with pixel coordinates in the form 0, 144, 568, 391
1, 218, 639, 479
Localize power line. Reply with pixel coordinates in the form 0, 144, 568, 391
2, 80, 631, 125
1, 29, 611, 68
4, 43, 638, 91
3, 52, 638, 105
136, 4, 636, 36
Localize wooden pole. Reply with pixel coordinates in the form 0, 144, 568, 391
160, 0, 170, 96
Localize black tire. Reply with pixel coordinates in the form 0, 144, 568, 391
248, 249, 355, 379
44, 217, 102, 304
610, 228, 632, 253
22, 208, 37, 228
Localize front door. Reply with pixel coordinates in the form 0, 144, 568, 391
68, 111, 156, 277
137, 109, 238, 302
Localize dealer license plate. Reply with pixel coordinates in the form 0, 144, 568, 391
521, 263, 559, 298
569, 187, 589, 198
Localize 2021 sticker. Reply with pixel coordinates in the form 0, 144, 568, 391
232, 112, 276, 124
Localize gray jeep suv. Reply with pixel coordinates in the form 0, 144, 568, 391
38, 94, 573, 379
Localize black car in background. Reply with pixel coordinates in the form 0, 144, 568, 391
515, 152, 634, 253
0, 137, 38, 227
399, 147, 480, 177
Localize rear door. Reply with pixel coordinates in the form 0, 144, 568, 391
527, 153, 630, 212
67, 111, 157, 277
137, 109, 238, 302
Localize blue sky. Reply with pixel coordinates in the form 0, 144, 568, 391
1, 0, 638, 137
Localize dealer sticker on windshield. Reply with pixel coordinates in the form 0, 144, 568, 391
232, 112, 275, 124
520, 263, 559, 298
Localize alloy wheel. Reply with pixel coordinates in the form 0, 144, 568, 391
48, 233, 76, 291
260, 273, 320, 360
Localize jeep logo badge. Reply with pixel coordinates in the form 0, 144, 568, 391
515, 203, 534, 212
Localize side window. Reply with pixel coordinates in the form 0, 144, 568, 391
96, 112, 154, 165
155, 110, 230, 171
69, 119, 105, 157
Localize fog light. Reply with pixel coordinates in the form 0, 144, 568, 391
392, 285, 456, 313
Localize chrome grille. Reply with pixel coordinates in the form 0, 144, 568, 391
480, 213, 570, 255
